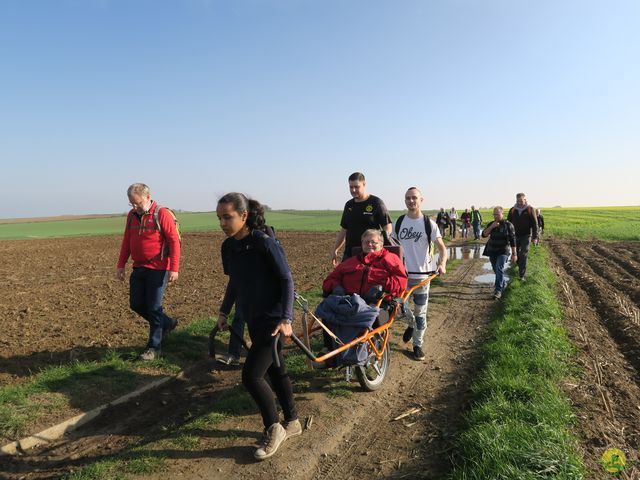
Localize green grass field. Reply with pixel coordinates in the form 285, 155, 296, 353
1, 206, 638, 241
450, 246, 585, 478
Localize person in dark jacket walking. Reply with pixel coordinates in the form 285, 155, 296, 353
331, 172, 392, 266
460, 208, 471, 239
215, 192, 300, 461
470, 205, 483, 240
482, 206, 517, 299
535, 208, 545, 245
436, 208, 449, 237
507, 193, 538, 280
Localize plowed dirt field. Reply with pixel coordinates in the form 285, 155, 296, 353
1, 234, 639, 479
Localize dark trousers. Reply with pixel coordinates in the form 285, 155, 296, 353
129, 267, 174, 350
227, 312, 245, 359
472, 221, 481, 240
515, 234, 531, 278
242, 335, 298, 429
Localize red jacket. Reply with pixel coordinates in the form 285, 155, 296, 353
117, 201, 181, 272
323, 248, 407, 297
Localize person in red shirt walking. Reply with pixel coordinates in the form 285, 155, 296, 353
323, 229, 408, 298
116, 183, 181, 361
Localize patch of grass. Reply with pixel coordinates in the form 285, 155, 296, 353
64, 459, 125, 480
327, 381, 353, 398
0, 318, 217, 440
450, 246, 585, 478
163, 433, 200, 451
122, 453, 166, 475
214, 388, 256, 415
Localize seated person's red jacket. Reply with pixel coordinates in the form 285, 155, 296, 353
323, 248, 408, 298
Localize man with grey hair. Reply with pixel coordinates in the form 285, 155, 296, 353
507, 193, 538, 281
116, 183, 181, 360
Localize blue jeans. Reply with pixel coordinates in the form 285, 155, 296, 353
489, 254, 509, 294
129, 267, 174, 350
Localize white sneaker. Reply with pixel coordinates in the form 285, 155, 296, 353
283, 419, 302, 439
139, 348, 161, 361
254, 423, 287, 461
216, 355, 240, 366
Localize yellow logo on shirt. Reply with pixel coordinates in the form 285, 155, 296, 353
365, 205, 373, 212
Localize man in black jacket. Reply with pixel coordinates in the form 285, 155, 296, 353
507, 193, 538, 281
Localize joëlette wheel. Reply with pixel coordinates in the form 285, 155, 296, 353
355, 333, 390, 391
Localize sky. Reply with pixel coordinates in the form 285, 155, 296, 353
1, 0, 639, 218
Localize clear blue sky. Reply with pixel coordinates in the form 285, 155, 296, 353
2, 0, 639, 218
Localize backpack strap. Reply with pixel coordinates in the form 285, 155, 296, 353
394, 214, 406, 238
423, 215, 433, 261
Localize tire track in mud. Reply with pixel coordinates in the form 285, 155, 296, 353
548, 240, 640, 477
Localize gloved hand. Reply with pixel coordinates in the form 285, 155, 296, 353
364, 285, 384, 303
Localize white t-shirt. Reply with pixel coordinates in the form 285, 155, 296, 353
392, 215, 441, 279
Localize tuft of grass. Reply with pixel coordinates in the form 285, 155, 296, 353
0, 318, 217, 440
450, 245, 585, 479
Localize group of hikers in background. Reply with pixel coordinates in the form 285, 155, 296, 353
436, 204, 544, 242
114, 174, 542, 461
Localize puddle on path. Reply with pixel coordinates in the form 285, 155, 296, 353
446, 244, 483, 260
474, 260, 512, 285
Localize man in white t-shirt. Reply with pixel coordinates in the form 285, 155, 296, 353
392, 187, 447, 360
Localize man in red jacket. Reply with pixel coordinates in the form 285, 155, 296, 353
116, 183, 181, 360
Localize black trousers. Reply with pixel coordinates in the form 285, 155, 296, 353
242, 333, 298, 429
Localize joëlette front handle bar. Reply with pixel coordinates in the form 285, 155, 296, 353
272, 332, 316, 368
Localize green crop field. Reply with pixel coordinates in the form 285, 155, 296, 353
0, 206, 637, 241
540, 206, 639, 241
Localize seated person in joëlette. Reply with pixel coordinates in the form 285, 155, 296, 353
323, 229, 408, 300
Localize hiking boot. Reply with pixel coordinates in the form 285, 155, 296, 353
139, 348, 161, 361
217, 355, 240, 366
162, 318, 178, 340
402, 326, 414, 343
493, 291, 502, 300
413, 346, 425, 361
283, 419, 302, 439
254, 423, 287, 461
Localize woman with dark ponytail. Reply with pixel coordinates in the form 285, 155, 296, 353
215, 192, 300, 460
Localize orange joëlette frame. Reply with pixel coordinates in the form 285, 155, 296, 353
284, 272, 439, 366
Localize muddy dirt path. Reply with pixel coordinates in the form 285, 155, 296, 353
0, 241, 496, 479
548, 239, 640, 478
